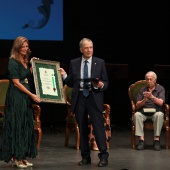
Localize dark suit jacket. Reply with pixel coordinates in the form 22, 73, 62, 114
64, 56, 109, 113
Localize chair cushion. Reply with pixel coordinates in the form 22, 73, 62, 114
66, 117, 75, 123
131, 83, 146, 104
66, 87, 72, 103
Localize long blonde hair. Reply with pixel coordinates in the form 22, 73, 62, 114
10, 36, 31, 63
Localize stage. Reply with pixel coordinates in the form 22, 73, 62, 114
0, 124, 170, 170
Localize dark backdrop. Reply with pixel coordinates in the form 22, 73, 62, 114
1, 1, 170, 128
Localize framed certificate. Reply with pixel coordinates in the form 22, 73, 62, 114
32, 59, 66, 104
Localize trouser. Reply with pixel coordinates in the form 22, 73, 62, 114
133, 111, 164, 137
75, 91, 109, 160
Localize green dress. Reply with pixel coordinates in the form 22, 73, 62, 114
0, 58, 37, 163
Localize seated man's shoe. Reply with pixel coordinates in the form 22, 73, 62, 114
137, 140, 145, 150
153, 140, 161, 151
98, 159, 108, 167
78, 158, 91, 166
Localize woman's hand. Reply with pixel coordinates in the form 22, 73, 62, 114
31, 94, 41, 103
30, 57, 39, 65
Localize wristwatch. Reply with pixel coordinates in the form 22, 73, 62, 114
151, 95, 155, 101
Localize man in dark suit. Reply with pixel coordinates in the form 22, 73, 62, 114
59, 38, 109, 167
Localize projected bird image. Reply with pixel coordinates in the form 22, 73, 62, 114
22, 0, 53, 29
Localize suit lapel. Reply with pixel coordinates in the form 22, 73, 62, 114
76, 58, 82, 79
91, 57, 97, 78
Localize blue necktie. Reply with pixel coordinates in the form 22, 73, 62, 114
83, 60, 89, 97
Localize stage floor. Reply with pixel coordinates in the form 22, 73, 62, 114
0, 124, 170, 170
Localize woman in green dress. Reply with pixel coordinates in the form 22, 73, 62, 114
0, 36, 41, 168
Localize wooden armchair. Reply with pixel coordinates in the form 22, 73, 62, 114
63, 84, 111, 150
0, 79, 42, 151
128, 80, 169, 149
31, 104, 42, 151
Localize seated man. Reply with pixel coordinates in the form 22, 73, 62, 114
132, 71, 165, 151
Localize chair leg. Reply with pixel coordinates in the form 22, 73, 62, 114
106, 141, 109, 149
165, 127, 169, 149
65, 126, 70, 147
131, 125, 136, 149
36, 128, 42, 151
91, 140, 99, 151
75, 124, 80, 150
106, 126, 111, 149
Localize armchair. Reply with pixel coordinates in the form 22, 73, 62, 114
128, 80, 169, 149
63, 84, 111, 150
0, 79, 42, 151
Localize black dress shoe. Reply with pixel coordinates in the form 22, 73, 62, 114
153, 140, 161, 151
78, 158, 91, 166
98, 159, 108, 167
137, 140, 145, 150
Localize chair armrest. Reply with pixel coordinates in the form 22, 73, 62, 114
164, 103, 169, 114
163, 103, 169, 120
66, 101, 75, 119
67, 101, 71, 107
103, 104, 110, 118
32, 104, 41, 127
131, 101, 136, 114
103, 104, 111, 126
162, 103, 169, 129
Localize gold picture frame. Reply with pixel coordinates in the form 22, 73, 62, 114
32, 59, 66, 104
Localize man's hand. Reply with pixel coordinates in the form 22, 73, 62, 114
143, 91, 152, 99
91, 78, 103, 88
58, 68, 66, 76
